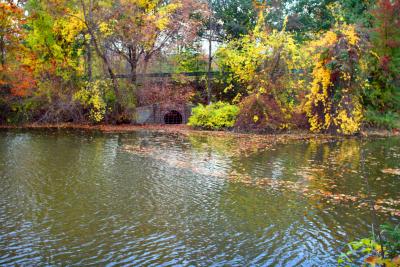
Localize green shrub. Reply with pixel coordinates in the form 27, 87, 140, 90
338, 223, 400, 266
188, 102, 239, 130
0, 97, 44, 124
364, 109, 400, 130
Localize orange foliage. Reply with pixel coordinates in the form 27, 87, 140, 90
0, 64, 36, 97
11, 66, 36, 97
0, 1, 36, 97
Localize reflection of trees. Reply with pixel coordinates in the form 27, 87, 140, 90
0, 131, 129, 263
216, 181, 374, 264
332, 140, 360, 168
218, 182, 305, 232
224, 137, 399, 215
214, 139, 393, 262
1, 131, 399, 265
187, 134, 242, 157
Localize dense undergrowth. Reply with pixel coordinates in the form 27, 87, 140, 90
338, 223, 400, 266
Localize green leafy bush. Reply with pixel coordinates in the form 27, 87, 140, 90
364, 109, 400, 130
338, 223, 400, 266
188, 102, 239, 130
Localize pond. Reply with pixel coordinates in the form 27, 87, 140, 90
0, 130, 399, 266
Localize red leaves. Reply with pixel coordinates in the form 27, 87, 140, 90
137, 82, 195, 106
372, 0, 400, 72
10, 66, 36, 97
379, 55, 391, 72
235, 94, 287, 132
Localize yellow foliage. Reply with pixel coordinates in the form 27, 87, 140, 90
99, 22, 114, 37
217, 15, 310, 130
155, 3, 181, 30
334, 101, 363, 134
342, 25, 359, 46
73, 80, 112, 123
304, 24, 363, 135
53, 14, 85, 43
217, 16, 306, 93
253, 115, 259, 123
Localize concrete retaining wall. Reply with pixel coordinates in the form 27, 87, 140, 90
136, 103, 192, 124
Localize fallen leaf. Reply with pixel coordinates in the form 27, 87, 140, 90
365, 256, 378, 264
381, 168, 400, 175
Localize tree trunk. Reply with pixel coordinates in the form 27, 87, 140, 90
81, 0, 120, 109
91, 33, 120, 102
128, 46, 137, 84
86, 0, 93, 81
0, 37, 5, 67
85, 35, 92, 81
130, 62, 137, 84
207, 29, 212, 104
142, 54, 151, 88
206, 9, 213, 104
143, 54, 150, 74
84, 25, 122, 119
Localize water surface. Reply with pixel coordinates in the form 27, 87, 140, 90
0, 130, 399, 266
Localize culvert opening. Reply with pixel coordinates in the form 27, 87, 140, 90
164, 110, 183, 124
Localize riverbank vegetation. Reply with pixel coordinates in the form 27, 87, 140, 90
338, 223, 400, 266
0, 0, 399, 134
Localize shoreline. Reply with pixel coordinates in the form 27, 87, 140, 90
0, 123, 399, 142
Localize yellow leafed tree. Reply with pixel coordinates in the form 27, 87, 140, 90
304, 25, 364, 135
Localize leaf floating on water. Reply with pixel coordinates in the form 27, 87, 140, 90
365, 256, 378, 264
122, 144, 155, 155
296, 171, 315, 181
228, 172, 400, 216
120, 138, 400, 217
381, 168, 400, 175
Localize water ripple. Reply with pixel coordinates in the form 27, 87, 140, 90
0, 130, 398, 266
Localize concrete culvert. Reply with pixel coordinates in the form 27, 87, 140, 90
164, 110, 183, 124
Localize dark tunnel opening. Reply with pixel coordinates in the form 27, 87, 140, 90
164, 110, 183, 124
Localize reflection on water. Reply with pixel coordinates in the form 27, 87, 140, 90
0, 130, 399, 266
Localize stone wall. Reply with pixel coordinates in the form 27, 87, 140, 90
136, 103, 192, 124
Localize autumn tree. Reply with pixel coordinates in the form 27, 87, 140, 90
305, 25, 365, 135
363, 0, 400, 115
0, 1, 35, 98
217, 13, 308, 131
102, 0, 208, 83
77, 0, 121, 109
0, 1, 20, 68
25, 0, 85, 80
